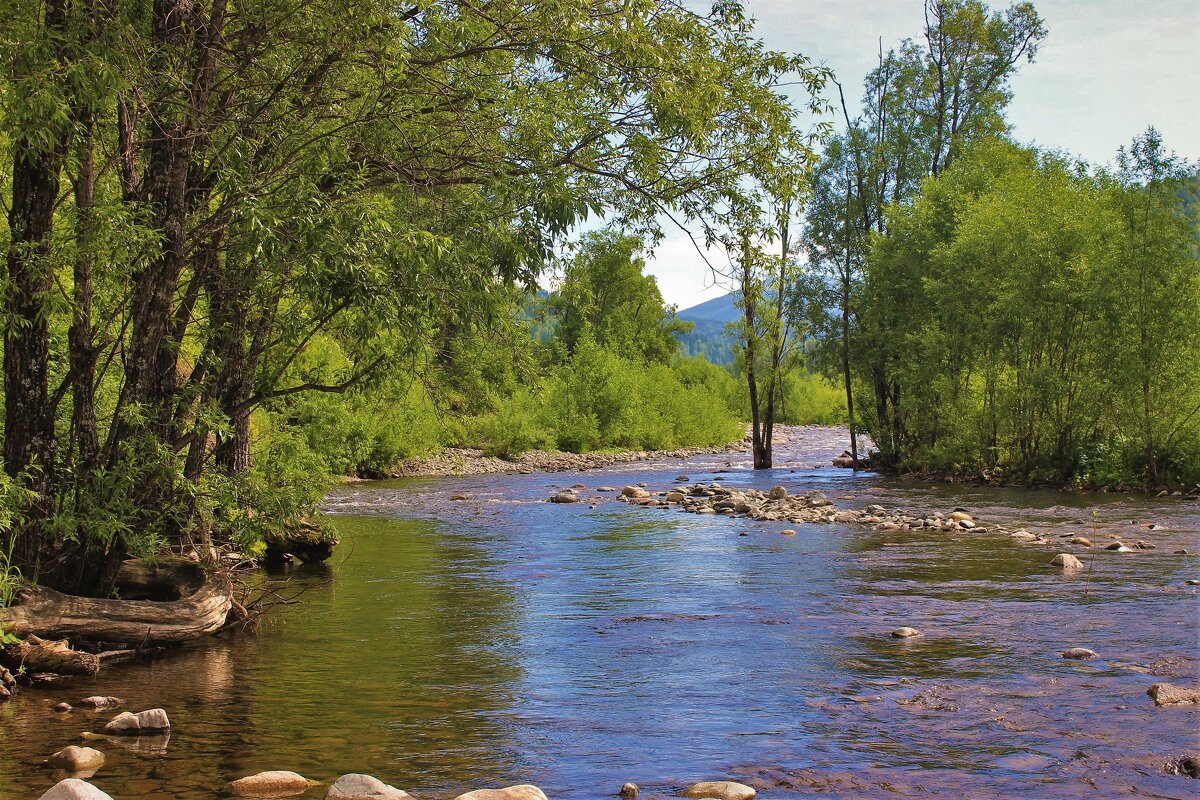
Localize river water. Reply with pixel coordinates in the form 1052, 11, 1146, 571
1, 427, 1197, 799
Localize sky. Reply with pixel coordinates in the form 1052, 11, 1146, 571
641, 0, 1200, 310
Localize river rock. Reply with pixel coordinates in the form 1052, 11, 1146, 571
54, 702, 72, 713
326, 773, 410, 799
550, 492, 579, 504
1148, 682, 1200, 707
619, 783, 640, 799
46, 746, 105, 772
621, 486, 649, 499
77, 697, 124, 710
1069, 536, 1093, 546
891, 627, 921, 638
1061, 647, 1097, 660
228, 771, 320, 797
37, 779, 114, 800
452, 785, 549, 800
780, 529, 796, 536
1165, 754, 1200, 778
1011, 530, 1037, 542
101, 708, 170, 735
680, 781, 756, 800
950, 511, 973, 522
768, 486, 788, 500
1051, 553, 1084, 570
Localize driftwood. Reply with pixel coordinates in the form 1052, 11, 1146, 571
1, 634, 100, 676
0, 558, 232, 645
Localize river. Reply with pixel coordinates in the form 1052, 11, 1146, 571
1, 426, 1197, 799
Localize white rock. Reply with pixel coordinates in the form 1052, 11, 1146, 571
452, 786, 549, 800
37, 780, 114, 800
681, 782, 756, 800
326, 773, 410, 800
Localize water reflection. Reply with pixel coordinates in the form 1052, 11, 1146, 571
1, 427, 1197, 799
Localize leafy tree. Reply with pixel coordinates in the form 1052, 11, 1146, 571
550, 230, 690, 364
1, 0, 827, 593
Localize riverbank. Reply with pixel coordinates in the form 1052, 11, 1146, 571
359, 436, 764, 479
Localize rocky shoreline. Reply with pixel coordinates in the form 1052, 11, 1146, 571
360, 441, 748, 479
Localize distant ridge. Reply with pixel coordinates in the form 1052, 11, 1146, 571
677, 292, 741, 324
675, 292, 739, 365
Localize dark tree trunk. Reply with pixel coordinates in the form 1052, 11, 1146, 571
3, 0, 70, 574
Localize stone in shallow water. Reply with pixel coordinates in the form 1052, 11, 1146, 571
100, 708, 169, 735
891, 627, 921, 638
1148, 682, 1200, 707
1050, 553, 1084, 570
228, 771, 319, 797
680, 781, 756, 800
619, 783, 640, 799
325, 773, 410, 799
550, 492, 579, 503
46, 746, 105, 773
452, 786, 549, 800
37, 779, 113, 800
1061, 647, 1098, 660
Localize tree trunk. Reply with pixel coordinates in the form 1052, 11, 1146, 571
3, 0, 70, 574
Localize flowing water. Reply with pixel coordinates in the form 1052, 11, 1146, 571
1, 427, 1198, 799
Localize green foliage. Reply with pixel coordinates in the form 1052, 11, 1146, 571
474, 341, 742, 457
854, 132, 1200, 486
549, 229, 691, 364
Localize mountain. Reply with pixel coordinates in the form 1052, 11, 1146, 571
675, 292, 740, 365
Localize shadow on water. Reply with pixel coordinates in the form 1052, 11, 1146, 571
2, 426, 1197, 799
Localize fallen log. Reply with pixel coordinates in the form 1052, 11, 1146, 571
1, 635, 100, 676
0, 560, 232, 645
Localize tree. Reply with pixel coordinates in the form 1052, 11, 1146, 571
1099, 129, 1200, 486
801, 0, 1046, 466
1, 0, 829, 593
550, 230, 689, 364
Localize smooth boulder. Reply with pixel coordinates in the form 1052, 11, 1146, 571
891, 627, 921, 639
77, 697, 124, 710
101, 708, 170, 735
47, 746, 105, 773
452, 786, 549, 800
326, 773, 410, 800
1050, 553, 1084, 571
1148, 683, 1200, 707
681, 782, 756, 800
228, 771, 319, 797
37, 780, 114, 800
1061, 647, 1097, 660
